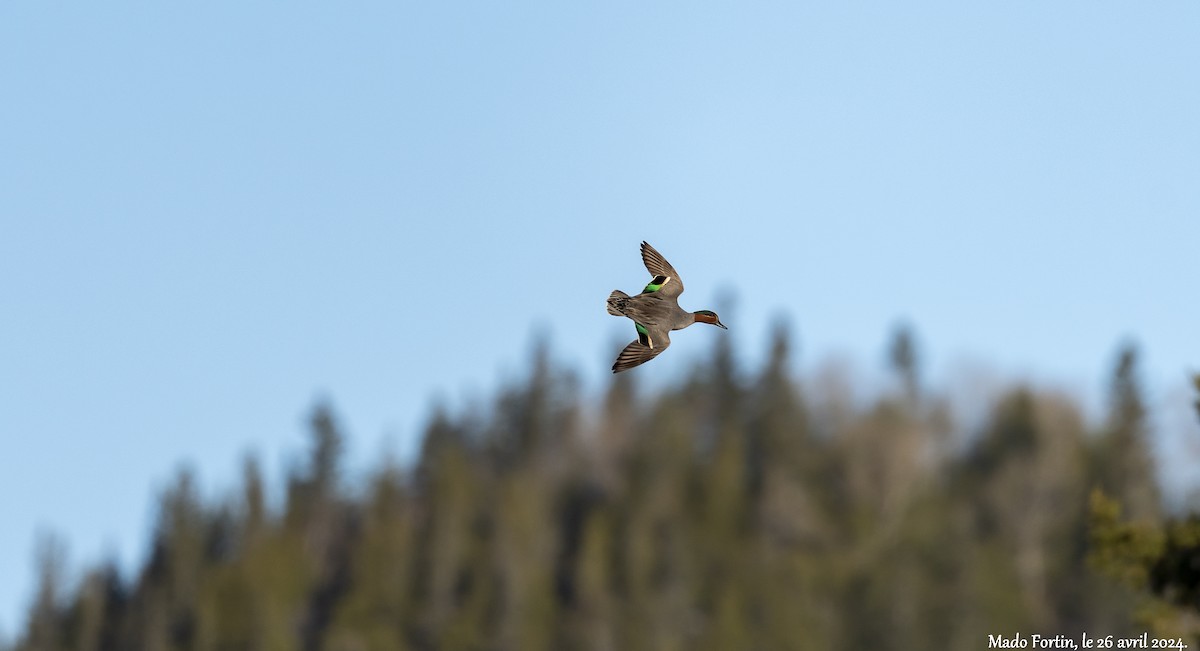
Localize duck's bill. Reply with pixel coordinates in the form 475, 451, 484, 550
717, 322, 729, 329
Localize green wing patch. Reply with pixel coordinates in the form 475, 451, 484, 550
634, 322, 652, 348
642, 275, 670, 294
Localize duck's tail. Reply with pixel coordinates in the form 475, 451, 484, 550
606, 290, 629, 316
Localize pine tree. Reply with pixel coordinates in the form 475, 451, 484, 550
888, 321, 920, 406
324, 460, 414, 651
1097, 344, 1160, 521
21, 533, 67, 651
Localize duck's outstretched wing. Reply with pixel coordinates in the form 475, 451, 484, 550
612, 339, 668, 373
612, 326, 671, 373
640, 241, 684, 299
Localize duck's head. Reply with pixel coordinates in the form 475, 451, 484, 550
694, 310, 728, 329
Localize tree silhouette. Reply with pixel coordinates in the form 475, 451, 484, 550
7, 327, 1193, 651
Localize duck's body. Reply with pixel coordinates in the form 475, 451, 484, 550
606, 241, 727, 373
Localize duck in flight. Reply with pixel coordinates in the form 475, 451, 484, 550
607, 241, 728, 373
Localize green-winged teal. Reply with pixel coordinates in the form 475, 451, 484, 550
606, 241, 728, 373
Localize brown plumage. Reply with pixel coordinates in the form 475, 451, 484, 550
606, 242, 727, 373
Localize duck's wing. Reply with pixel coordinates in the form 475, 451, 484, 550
639, 241, 684, 299
612, 325, 671, 373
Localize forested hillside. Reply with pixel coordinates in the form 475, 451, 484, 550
8, 327, 1198, 651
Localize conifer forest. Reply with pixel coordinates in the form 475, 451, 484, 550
8, 327, 1200, 651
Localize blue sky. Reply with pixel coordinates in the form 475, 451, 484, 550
2, 1, 1199, 638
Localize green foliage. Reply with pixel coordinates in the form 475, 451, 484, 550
9, 329, 1194, 651
1085, 374, 1200, 642
1088, 490, 1200, 639
1088, 490, 1165, 588
1193, 374, 1200, 422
